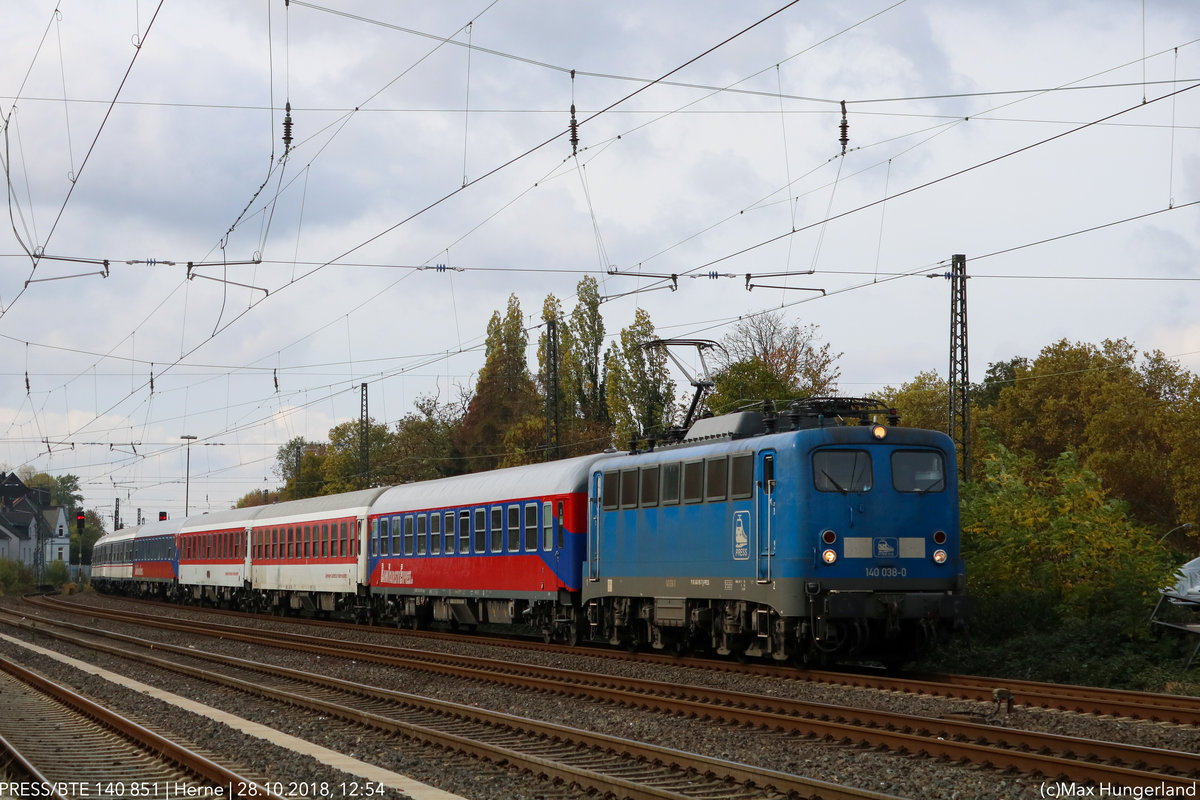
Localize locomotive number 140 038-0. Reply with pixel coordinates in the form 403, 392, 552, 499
865, 566, 907, 578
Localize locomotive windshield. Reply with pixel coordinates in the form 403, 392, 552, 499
813, 450, 872, 493
891, 450, 947, 493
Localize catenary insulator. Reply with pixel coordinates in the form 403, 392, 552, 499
282, 101, 294, 151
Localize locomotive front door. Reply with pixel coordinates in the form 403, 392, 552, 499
756, 451, 776, 583
587, 472, 602, 581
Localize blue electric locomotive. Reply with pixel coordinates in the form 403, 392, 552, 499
582, 398, 966, 664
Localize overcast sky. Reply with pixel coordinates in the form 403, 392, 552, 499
2, 0, 1197, 524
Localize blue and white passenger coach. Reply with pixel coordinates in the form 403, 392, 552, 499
583, 399, 967, 664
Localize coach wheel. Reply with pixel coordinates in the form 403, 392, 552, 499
567, 621, 579, 647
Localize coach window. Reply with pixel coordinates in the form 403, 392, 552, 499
491, 507, 503, 552
458, 511, 470, 554
620, 468, 639, 509
444, 512, 455, 554
524, 503, 538, 551
417, 514, 428, 555
321, 524, 329, 557
640, 465, 660, 508
683, 459, 705, 504
430, 514, 442, 554
506, 505, 520, 552
661, 462, 681, 506
813, 450, 873, 493
370, 519, 379, 557
402, 515, 413, 556
542, 501, 553, 550
602, 471, 620, 511
730, 453, 754, 500
474, 508, 486, 553
339, 522, 347, 558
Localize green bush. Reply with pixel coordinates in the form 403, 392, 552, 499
0, 559, 33, 595
44, 559, 69, 588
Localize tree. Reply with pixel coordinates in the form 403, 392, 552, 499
454, 294, 543, 470
981, 338, 1177, 526
879, 371, 948, 432
706, 312, 840, 414
391, 392, 467, 482
18, 472, 83, 509
323, 419, 395, 494
567, 276, 607, 424
605, 307, 676, 447
961, 446, 1174, 636
274, 436, 327, 500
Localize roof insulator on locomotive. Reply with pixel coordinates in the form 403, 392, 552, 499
762, 399, 778, 433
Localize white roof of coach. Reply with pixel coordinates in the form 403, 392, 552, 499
372, 453, 610, 514
94, 525, 139, 549
179, 505, 265, 534
133, 516, 186, 538
247, 486, 391, 528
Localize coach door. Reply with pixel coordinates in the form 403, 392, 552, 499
756, 451, 776, 583
588, 471, 602, 581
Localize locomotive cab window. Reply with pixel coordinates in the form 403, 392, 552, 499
892, 450, 947, 493
813, 450, 873, 493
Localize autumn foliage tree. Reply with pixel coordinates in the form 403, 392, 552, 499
706, 312, 841, 414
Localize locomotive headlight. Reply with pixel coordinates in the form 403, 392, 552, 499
933, 549, 947, 564
822, 548, 837, 564
871, 424, 887, 440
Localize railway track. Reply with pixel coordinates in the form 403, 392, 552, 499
13, 597, 1200, 793
0, 654, 284, 799
2, 606, 898, 800
102, 594, 1200, 725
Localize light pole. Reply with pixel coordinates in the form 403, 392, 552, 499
181, 435, 197, 515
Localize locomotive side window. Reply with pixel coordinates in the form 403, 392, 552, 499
620, 469, 638, 509
640, 466, 659, 507
730, 453, 754, 499
661, 462, 681, 505
602, 471, 620, 510
813, 450, 873, 493
705, 456, 728, 502
683, 459, 704, 504
892, 450, 947, 493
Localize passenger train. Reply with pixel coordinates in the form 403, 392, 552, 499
93, 398, 968, 665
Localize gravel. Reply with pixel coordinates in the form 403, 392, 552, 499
3, 593, 1197, 800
